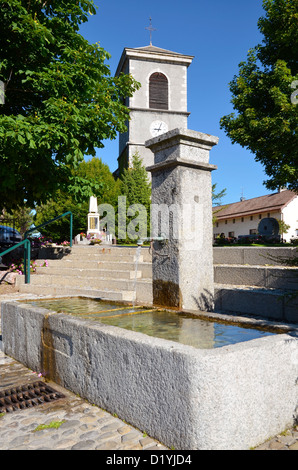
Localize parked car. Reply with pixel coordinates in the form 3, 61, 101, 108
0, 225, 22, 248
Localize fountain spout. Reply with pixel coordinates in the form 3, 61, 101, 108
137, 237, 167, 246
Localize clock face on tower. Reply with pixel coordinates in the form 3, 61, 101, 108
150, 120, 168, 137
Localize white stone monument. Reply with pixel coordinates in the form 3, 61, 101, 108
87, 196, 100, 238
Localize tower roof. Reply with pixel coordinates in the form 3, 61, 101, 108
115, 45, 194, 76
134, 44, 191, 56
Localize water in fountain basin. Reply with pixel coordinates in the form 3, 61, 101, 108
22, 297, 279, 350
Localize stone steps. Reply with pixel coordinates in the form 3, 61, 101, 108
23, 273, 149, 290
35, 261, 298, 290
42, 259, 153, 277
18, 245, 153, 304
213, 247, 297, 323
213, 246, 297, 266
214, 284, 298, 324
17, 284, 136, 303
16, 245, 297, 322
71, 245, 150, 255
66, 253, 146, 262
35, 266, 143, 280
59, 245, 152, 262
214, 264, 298, 290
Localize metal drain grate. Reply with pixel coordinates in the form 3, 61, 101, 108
0, 381, 65, 413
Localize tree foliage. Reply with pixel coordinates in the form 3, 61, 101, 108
8, 205, 34, 235
75, 157, 121, 207
212, 183, 227, 225
220, 0, 298, 192
0, 0, 140, 210
33, 190, 85, 242
120, 153, 151, 208
212, 183, 227, 206
119, 153, 151, 241
34, 157, 121, 241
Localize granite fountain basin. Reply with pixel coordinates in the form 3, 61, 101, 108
1, 296, 298, 450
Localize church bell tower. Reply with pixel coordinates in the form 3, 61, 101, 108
115, 33, 194, 177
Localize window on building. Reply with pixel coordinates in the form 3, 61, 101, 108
267, 212, 270, 218
250, 216, 253, 221
233, 219, 235, 224
241, 217, 244, 222
228, 231, 235, 238
250, 229, 257, 235
149, 73, 169, 110
225, 220, 227, 225
259, 214, 262, 219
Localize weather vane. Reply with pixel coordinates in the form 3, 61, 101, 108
145, 17, 157, 46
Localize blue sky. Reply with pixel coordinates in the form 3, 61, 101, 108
79, 0, 271, 205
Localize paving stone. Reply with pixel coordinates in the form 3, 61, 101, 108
79, 430, 103, 441
269, 439, 287, 450
8, 435, 30, 447
289, 441, 298, 450
100, 421, 122, 433
95, 441, 121, 450
11, 445, 31, 450
121, 443, 143, 450
62, 428, 77, 437
80, 415, 98, 424
278, 435, 297, 446
254, 443, 270, 450
143, 444, 163, 450
121, 430, 142, 443
97, 431, 122, 442
71, 440, 96, 450
54, 439, 78, 449
117, 424, 132, 435
79, 423, 98, 431
140, 436, 157, 448
59, 419, 81, 430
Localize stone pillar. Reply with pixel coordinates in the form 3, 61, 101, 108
146, 128, 218, 312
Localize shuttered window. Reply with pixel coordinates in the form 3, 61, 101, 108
149, 73, 168, 110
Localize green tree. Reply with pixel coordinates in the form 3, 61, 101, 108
33, 191, 85, 243
212, 183, 227, 225
8, 206, 34, 236
119, 153, 151, 242
0, 0, 140, 211
34, 157, 121, 241
278, 219, 291, 238
212, 184, 226, 206
75, 157, 121, 207
220, 0, 298, 192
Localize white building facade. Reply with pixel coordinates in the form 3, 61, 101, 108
213, 190, 298, 243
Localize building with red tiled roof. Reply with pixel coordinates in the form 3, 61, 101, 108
213, 189, 298, 242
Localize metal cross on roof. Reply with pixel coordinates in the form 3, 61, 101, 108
145, 17, 157, 45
